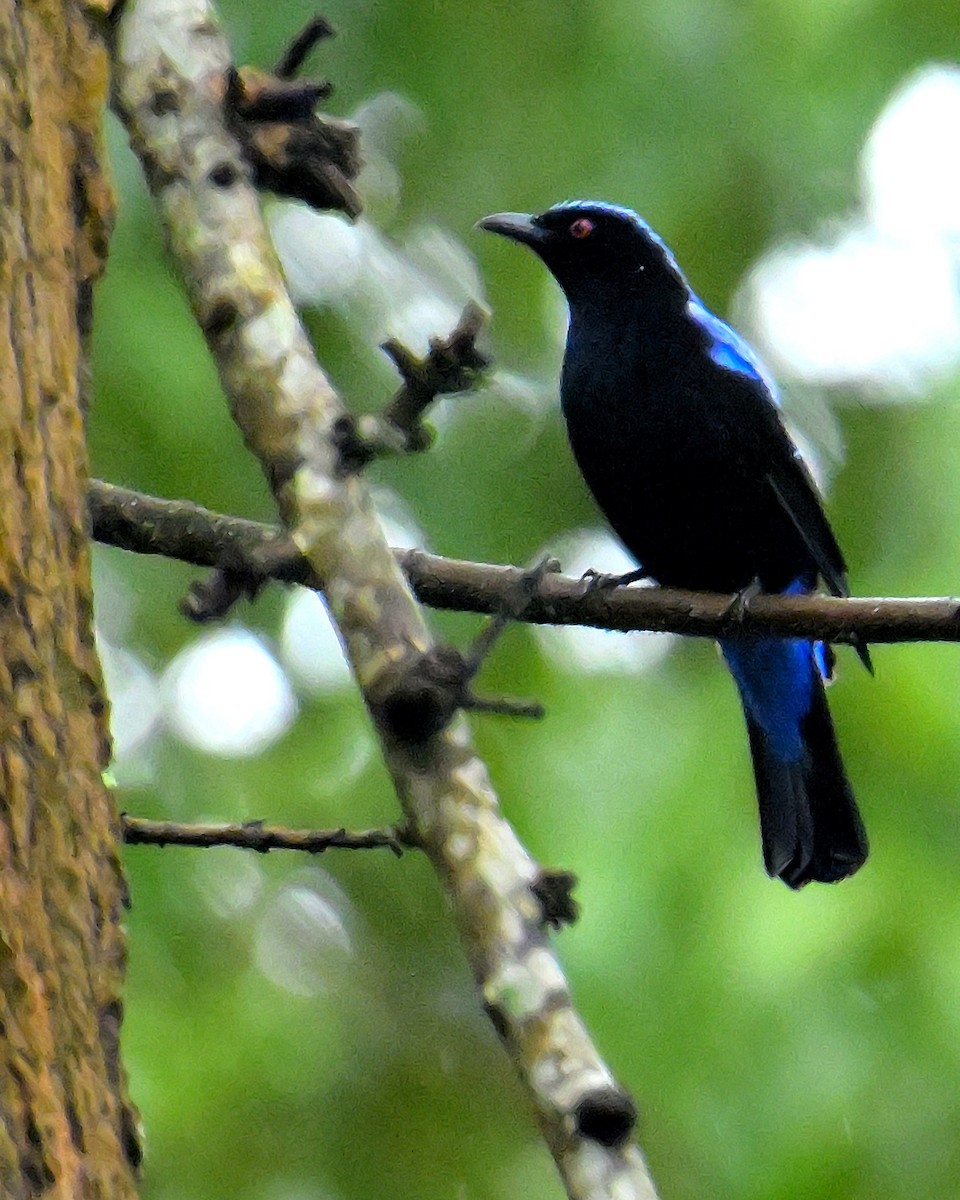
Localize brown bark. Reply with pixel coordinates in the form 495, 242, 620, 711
0, 2, 140, 1196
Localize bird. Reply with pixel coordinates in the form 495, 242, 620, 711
479, 200, 868, 887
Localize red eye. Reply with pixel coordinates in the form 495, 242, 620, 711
569, 217, 594, 239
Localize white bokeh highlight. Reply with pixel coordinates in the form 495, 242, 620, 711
193, 851, 264, 920
534, 529, 674, 676
255, 872, 355, 997
270, 208, 481, 358
371, 485, 429, 551
98, 636, 162, 776
280, 590, 352, 695
280, 487, 426, 695
161, 627, 297, 757
351, 90, 424, 217
864, 65, 960, 239
744, 64, 960, 395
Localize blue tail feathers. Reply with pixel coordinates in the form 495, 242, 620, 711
720, 635, 867, 887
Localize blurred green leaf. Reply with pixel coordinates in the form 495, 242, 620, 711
98, 2, 960, 1197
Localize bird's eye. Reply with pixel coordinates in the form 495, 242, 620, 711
568, 217, 594, 240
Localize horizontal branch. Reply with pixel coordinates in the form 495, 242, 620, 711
121, 814, 411, 855
88, 479, 960, 644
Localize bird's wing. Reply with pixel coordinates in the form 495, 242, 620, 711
689, 295, 849, 598
765, 454, 848, 598
768, 458, 875, 673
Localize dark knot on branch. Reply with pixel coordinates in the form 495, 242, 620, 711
223, 16, 361, 217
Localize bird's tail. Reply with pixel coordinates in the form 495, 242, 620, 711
720, 636, 868, 888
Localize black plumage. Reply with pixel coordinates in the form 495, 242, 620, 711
480, 201, 868, 886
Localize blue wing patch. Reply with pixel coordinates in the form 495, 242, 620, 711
686, 294, 780, 401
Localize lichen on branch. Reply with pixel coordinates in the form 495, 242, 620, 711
112, 3, 661, 1198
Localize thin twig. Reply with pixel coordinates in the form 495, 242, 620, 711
88, 479, 960, 645
121, 815, 412, 855
334, 302, 489, 467
378, 301, 488, 448
274, 15, 335, 80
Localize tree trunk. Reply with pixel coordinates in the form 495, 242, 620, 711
0, 1, 140, 1195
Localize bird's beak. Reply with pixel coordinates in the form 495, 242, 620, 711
476, 212, 544, 247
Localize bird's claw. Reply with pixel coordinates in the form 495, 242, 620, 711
579, 566, 647, 595
723, 578, 763, 624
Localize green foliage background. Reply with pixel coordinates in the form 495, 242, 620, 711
95, 2, 960, 1197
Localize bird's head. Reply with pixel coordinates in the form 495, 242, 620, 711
478, 201, 689, 316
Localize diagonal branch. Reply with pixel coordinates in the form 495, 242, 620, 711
88, 479, 960, 645
114, 6, 659, 1198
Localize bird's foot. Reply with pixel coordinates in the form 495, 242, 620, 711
579, 566, 648, 595
723, 578, 763, 624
